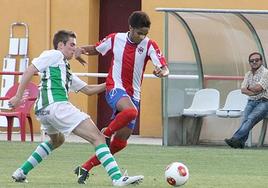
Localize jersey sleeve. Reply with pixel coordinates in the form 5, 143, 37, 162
70, 74, 87, 92
32, 50, 63, 72
95, 33, 116, 56
147, 40, 167, 68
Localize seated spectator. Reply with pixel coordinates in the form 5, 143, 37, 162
225, 52, 268, 148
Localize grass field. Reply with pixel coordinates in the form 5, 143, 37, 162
0, 141, 268, 188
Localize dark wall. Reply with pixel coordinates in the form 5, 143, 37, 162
97, 0, 141, 134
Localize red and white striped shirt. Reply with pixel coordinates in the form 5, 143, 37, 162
95, 32, 167, 100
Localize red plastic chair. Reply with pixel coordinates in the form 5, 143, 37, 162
0, 82, 39, 141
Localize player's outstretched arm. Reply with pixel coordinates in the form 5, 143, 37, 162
81, 45, 99, 55
75, 45, 99, 66
8, 65, 39, 108
79, 83, 106, 96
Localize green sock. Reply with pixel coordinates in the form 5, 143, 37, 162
95, 144, 122, 180
20, 141, 53, 175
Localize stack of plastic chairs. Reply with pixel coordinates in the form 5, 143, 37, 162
0, 22, 30, 136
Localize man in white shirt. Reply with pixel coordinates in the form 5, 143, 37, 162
225, 52, 268, 148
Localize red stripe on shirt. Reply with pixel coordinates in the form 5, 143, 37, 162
150, 40, 167, 66
121, 42, 137, 96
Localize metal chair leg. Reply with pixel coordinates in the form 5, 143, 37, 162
258, 119, 268, 147
245, 130, 252, 147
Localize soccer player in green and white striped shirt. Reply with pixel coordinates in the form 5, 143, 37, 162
9, 30, 143, 186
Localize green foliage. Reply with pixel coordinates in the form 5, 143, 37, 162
0, 141, 268, 188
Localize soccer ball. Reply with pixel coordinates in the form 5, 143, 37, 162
165, 162, 189, 187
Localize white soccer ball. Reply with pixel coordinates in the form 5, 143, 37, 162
165, 162, 189, 187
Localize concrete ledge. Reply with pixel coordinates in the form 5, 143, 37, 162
0, 132, 162, 145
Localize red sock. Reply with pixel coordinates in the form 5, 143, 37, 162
82, 109, 133, 172
81, 138, 127, 171
110, 137, 127, 154
104, 108, 138, 137
82, 155, 100, 171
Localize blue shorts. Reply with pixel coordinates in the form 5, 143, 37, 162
105, 88, 140, 130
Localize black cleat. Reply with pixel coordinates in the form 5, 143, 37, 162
74, 166, 89, 184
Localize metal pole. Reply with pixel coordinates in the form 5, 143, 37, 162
156, 8, 268, 15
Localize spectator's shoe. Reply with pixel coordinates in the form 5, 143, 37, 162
225, 138, 235, 148
12, 168, 28, 183
74, 166, 89, 184
239, 141, 245, 149
225, 138, 245, 149
232, 139, 245, 149
101, 127, 111, 147
112, 175, 144, 186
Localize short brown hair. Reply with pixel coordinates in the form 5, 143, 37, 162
128, 11, 151, 29
53, 30, 76, 50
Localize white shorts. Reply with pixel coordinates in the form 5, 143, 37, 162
36, 101, 89, 135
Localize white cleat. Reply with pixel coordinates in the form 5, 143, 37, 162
112, 175, 144, 186
12, 168, 28, 183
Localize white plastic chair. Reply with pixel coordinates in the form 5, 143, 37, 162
181, 88, 220, 145
183, 88, 220, 117
216, 89, 248, 118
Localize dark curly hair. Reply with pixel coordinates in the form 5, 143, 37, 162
128, 11, 151, 29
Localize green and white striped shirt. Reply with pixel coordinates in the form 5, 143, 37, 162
32, 50, 86, 111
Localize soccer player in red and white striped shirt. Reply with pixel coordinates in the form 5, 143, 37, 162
74, 11, 169, 184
